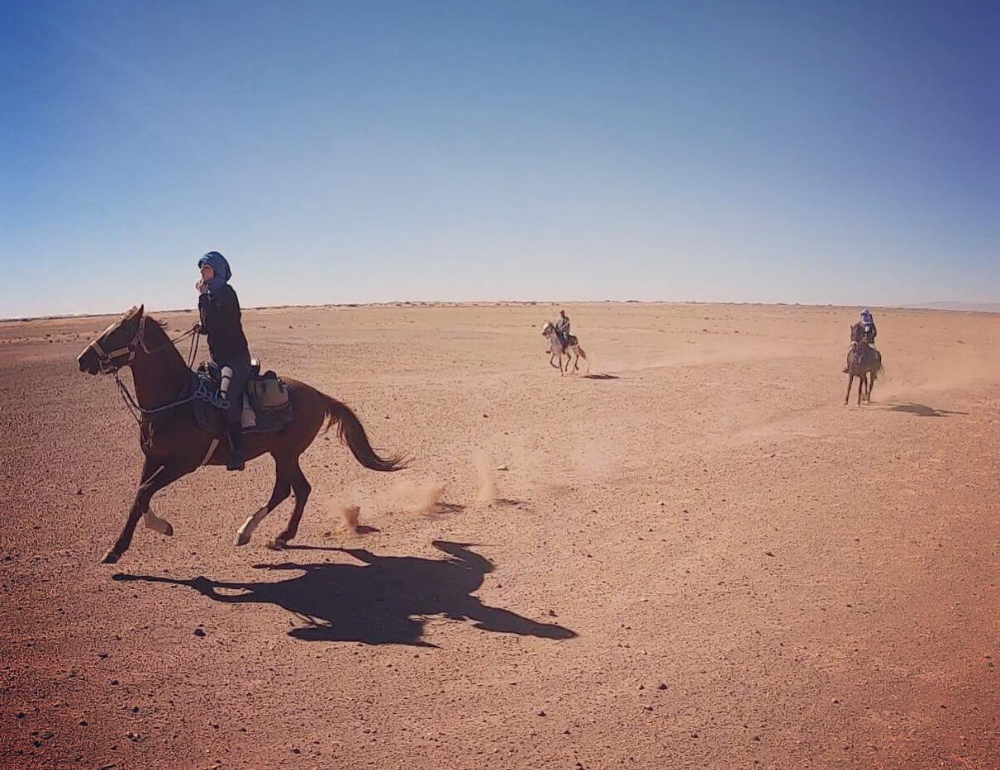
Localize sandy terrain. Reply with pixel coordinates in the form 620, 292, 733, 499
1, 302, 999, 770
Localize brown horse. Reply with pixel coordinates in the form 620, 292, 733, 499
77, 306, 405, 564
844, 340, 883, 406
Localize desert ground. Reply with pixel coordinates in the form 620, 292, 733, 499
1, 302, 999, 770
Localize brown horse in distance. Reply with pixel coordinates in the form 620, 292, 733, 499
77, 306, 405, 564
844, 338, 883, 406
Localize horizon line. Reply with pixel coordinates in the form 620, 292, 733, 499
3, 299, 999, 324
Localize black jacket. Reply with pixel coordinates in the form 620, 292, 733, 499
851, 321, 877, 344
198, 284, 250, 363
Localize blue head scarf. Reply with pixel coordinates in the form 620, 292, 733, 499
198, 251, 232, 294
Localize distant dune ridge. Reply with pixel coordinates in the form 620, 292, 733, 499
895, 302, 1000, 313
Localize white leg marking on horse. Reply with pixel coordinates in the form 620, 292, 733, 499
143, 508, 173, 536
235, 506, 270, 546
201, 438, 221, 467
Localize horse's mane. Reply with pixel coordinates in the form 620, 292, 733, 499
121, 305, 167, 332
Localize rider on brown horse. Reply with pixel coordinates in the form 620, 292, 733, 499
196, 251, 250, 471
843, 308, 877, 373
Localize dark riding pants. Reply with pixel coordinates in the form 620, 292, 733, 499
217, 353, 251, 433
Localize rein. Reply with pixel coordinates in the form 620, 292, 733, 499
95, 321, 204, 426
114, 372, 195, 426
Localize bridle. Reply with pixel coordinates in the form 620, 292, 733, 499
84, 315, 152, 374
82, 315, 202, 425
84, 315, 201, 375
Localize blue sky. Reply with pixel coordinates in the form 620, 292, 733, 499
1, 0, 998, 317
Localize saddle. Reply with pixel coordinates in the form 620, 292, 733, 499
193, 358, 294, 435
849, 342, 877, 369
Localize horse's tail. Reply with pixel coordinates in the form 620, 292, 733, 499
319, 392, 407, 472
578, 346, 587, 360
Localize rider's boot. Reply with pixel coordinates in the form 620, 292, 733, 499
226, 423, 245, 471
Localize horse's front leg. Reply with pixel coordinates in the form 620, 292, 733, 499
101, 459, 192, 564
844, 374, 854, 405
141, 455, 174, 536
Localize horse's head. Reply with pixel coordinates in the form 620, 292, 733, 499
541, 322, 554, 337
77, 305, 147, 375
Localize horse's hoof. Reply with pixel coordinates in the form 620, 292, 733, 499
235, 531, 251, 547
143, 511, 173, 536
100, 550, 121, 565
266, 538, 287, 551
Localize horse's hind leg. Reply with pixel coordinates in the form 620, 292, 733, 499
235, 456, 293, 546
272, 460, 312, 548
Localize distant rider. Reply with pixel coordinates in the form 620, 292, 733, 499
554, 309, 571, 347
843, 308, 877, 373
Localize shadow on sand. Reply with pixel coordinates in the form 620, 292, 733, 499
887, 402, 968, 418
114, 541, 576, 647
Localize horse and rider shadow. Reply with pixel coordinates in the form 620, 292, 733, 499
113, 541, 576, 647
886, 402, 969, 418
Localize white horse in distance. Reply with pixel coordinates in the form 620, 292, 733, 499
542, 322, 589, 376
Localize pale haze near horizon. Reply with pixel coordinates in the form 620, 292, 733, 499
1, 1, 998, 318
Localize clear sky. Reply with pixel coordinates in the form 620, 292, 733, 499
1, 0, 998, 317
